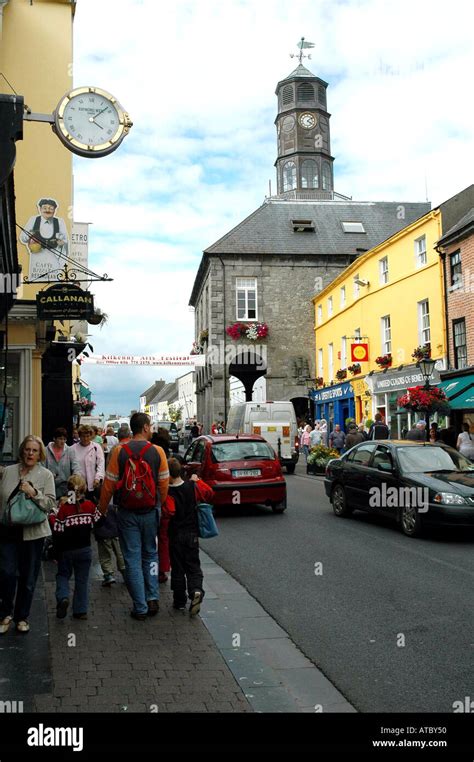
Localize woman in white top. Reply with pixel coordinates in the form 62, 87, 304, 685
456, 423, 474, 461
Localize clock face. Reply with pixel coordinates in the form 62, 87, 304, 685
299, 112, 317, 129
54, 87, 132, 158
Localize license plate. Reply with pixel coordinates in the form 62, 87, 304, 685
232, 469, 261, 477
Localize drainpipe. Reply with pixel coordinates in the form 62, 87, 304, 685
216, 255, 227, 423
435, 243, 450, 370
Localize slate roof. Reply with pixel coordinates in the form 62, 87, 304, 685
284, 63, 316, 79
139, 379, 165, 404
437, 207, 474, 245
149, 382, 177, 407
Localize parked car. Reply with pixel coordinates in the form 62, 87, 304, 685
183, 435, 287, 513
324, 440, 474, 537
154, 420, 180, 453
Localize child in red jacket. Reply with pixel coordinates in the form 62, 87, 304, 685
166, 458, 214, 616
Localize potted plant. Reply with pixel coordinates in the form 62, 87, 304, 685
87, 308, 108, 327
412, 344, 431, 362
190, 340, 203, 355
336, 369, 347, 381
307, 444, 340, 474
198, 329, 209, 345
315, 377, 324, 387
375, 353, 392, 368
348, 363, 361, 375
226, 322, 269, 341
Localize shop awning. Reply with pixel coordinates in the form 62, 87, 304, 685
439, 374, 474, 410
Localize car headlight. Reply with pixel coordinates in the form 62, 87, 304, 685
433, 492, 467, 505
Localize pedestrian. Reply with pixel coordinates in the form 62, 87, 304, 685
309, 423, 322, 448
329, 424, 346, 454
45, 427, 81, 498
211, 421, 218, 434
456, 422, 474, 460
429, 423, 440, 443
70, 425, 105, 502
301, 424, 312, 461
190, 421, 200, 442
152, 430, 171, 583
91, 426, 105, 448
102, 426, 119, 458
117, 425, 131, 444
219, 421, 226, 434
53, 474, 102, 620
345, 423, 366, 450
72, 427, 80, 444
358, 423, 368, 441
166, 457, 214, 615
0, 435, 56, 635
368, 413, 390, 440
438, 424, 457, 449
319, 419, 328, 447
406, 421, 427, 441
98, 413, 169, 620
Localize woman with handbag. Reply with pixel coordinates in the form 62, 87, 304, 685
0, 435, 56, 634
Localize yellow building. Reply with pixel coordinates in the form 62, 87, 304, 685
0, 0, 75, 458
313, 208, 447, 436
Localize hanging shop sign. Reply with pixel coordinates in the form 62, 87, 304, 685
36, 283, 94, 319
371, 365, 441, 394
310, 382, 354, 402
81, 354, 206, 367
350, 343, 369, 362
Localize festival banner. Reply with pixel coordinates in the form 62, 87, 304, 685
80, 355, 205, 366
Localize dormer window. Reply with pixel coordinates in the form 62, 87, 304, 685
291, 219, 315, 232
342, 222, 366, 233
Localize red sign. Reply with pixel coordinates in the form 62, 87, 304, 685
351, 343, 369, 362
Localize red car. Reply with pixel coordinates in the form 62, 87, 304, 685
183, 435, 287, 513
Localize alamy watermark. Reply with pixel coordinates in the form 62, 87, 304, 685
369, 485, 430, 513
0, 273, 20, 295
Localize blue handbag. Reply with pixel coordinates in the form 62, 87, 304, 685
1, 483, 46, 526
196, 503, 219, 539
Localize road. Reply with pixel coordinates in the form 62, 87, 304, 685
201, 470, 474, 712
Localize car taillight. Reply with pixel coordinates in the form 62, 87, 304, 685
295, 436, 299, 449
283, 426, 290, 437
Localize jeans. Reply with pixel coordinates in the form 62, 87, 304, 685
303, 444, 310, 461
56, 546, 92, 614
117, 508, 159, 615
0, 537, 44, 622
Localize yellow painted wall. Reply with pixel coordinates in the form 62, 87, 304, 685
313, 210, 445, 380
1, 0, 74, 438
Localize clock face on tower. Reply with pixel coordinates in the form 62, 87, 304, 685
299, 112, 317, 130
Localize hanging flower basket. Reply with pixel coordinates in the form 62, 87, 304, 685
375, 353, 392, 368
397, 386, 450, 415
412, 345, 431, 362
336, 369, 347, 381
315, 377, 324, 387
348, 363, 361, 375
198, 329, 209, 345
226, 322, 269, 341
190, 340, 203, 355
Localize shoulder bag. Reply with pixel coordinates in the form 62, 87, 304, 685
1, 482, 46, 526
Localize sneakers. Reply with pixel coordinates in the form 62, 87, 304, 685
16, 620, 30, 633
56, 598, 69, 619
130, 610, 147, 621
0, 616, 13, 634
101, 575, 116, 587
146, 599, 159, 617
189, 591, 203, 617
72, 613, 88, 620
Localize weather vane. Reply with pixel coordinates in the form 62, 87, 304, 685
290, 37, 315, 65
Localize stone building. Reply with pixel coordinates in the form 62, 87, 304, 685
189, 61, 430, 431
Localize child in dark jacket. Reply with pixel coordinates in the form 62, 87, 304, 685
166, 458, 214, 616
94, 500, 126, 586
53, 474, 102, 619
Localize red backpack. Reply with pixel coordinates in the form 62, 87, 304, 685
117, 442, 157, 509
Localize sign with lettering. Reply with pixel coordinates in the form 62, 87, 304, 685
310, 382, 354, 402
36, 283, 94, 319
81, 354, 206, 367
371, 366, 440, 394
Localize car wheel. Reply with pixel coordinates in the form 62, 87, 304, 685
272, 494, 287, 514
332, 484, 353, 517
400, 504, 423, 537
286, 464, 295, 474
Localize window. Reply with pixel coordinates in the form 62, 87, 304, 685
371, 446, 393, 471
297, 82, 314, 101
450, 250, 462, 288
381, 315, 391, 354
347, 443, 376, 465
292, 219, 315, 232
418, 299, 430, 344
236, 278, 257, 320
415, 235, 427, 266
340, 286, 346, 307
301, 160, 319, 189
318, 348, 323, 375
453, 318, 467, 368
328, 343, 334, 380
317, 305, 322, 324
341, 337, 347, 369
322, 162, 331, 191
342, 222, 366, 233
353, 275, 360, 298
379, 256, 389, 284
328, 296, 333, 316
283, 161, 297, 191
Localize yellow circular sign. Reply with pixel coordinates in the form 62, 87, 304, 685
353, 345, 367, 360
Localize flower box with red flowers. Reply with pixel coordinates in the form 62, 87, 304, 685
226, 322, 269, 341
348, 363, 361, 375
412, 345, 431, 361
335, 369, 347, 381
375, 354, 392, 368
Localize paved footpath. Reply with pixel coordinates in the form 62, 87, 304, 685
2, 542, 353, 714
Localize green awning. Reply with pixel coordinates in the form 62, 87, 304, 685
439, 373, 474, 410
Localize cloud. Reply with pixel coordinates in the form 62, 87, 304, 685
72, 0, 474, 416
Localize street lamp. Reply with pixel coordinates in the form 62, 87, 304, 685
73, 378, 81, 401
418, 357, 436, 440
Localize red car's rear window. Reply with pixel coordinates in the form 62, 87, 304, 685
211, 441, 275, 463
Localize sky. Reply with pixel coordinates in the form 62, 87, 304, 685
72, 0, 474, 418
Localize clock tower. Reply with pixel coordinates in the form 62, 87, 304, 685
275, 63, 335, 198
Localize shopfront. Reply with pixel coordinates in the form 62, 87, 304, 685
350, 377, 371, 423
439, 371, 474, 433
310, 381, 355, 432
371, 365, 442, 438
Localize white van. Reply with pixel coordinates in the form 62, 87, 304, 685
105, 417, 130, 434
226, 401, 299, 473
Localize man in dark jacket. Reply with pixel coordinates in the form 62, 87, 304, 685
368, 413, 390, 440
345, 424, 366, 450
406, 421, 427, 441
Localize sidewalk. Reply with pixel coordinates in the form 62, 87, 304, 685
28, 546, 354, 714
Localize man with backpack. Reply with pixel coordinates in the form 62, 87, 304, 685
368, 413, 390, 440
98, 413, 169, 621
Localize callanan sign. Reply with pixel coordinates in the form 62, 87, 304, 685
36, 283, 94, 320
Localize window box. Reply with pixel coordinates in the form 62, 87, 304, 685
375, 354, 392, 368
